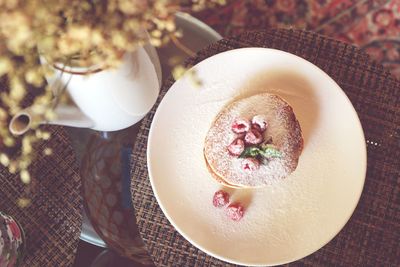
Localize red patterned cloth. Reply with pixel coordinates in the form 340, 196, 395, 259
193, 0, 400, 78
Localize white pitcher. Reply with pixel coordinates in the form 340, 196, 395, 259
9, 45, 161, 135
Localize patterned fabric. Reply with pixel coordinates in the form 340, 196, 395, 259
130, 29, 400, 266
194, 0, 400, 78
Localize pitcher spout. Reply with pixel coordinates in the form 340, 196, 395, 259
9, 105, 94, 135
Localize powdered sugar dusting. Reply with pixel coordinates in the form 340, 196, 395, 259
204, 93, 303, 187
148, 48, 366, 265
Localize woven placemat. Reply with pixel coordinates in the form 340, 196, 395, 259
0, 125, 82, 266
130, 29, 400, 266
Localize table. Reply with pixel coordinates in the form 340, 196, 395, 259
83, 2, 399, 266
126, 3, 399, 265
3, 1, 399, 266
130, 28, 399, 266
0, 125, 82, 267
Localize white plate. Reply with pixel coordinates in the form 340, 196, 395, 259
147, 48, 366, 266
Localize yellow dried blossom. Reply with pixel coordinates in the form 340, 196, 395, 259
25, 69, 44, 87
42, 132, 51, 140
0, 153, 10, 166
0, 0, 225, 191
8, 161, 17, 174
10, 77, 26, 101
18, 157, 31, 170
151, 29, 162, 38
172, 65, 186, 80
22, 136, 33, 154
0, 107, 6, 119
4, 136, 15, 147
150, 38, 162, 47
0, 11, 33, 54
0, 57, 12, 76
0, 0, 19, 9
17, 198, 31, 208
20, 169, 31, 184
43, 147, 52, 155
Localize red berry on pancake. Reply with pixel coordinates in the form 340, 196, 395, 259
231, 118, 250, 134
252, 115, 268, 131
244, 128, 263, 145
227, 138, 245, 156
241, 158, 260, 172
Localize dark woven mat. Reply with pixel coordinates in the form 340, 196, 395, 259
0, 125, 82, 267
130, 29, 400, 266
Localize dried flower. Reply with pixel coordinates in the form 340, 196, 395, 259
0, 0, 225, 186
17, 198, 31, 208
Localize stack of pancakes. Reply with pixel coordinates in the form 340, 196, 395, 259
204, 93, 303, 188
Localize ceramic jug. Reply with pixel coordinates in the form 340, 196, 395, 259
9, 45, 161, 134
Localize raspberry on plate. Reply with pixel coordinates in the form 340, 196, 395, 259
226, 203, 245, 221
212, 190, 230, 208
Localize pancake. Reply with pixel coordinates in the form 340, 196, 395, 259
204, 93, 303, 188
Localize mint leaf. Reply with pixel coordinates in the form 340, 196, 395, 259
239, 146, 261, 158
239, 144, 282, 160
260, 144, 282, 158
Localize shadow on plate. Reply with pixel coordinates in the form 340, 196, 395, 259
232, 68, 320, 148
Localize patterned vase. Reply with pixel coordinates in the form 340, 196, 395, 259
81, 128, 153, 265
0, 212, 24, 267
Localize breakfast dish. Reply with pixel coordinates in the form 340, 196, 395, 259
147, 48, 366, 266
204, 93, 303, 188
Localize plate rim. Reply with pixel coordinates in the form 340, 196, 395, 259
147, 47, 367, 266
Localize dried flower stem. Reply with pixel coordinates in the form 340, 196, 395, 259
0, 0, 226, 191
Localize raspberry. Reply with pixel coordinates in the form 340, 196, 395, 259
226, 203, 245, 221
241, 158, 260, 172
244, 128, 263, 145
227, 138, 245, 156
213, 190, 230, 208
251, 123, 262, 133
231, 118, 250, 134
252, 115, 268, 132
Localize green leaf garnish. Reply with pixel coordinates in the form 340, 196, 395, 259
239, 144, 282, 159
239, 146, 261, 158
260, 144, 282, 158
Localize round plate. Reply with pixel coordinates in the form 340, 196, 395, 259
147, 48, 366, 266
